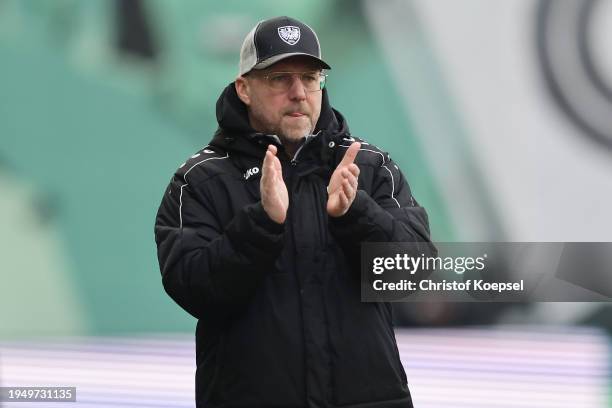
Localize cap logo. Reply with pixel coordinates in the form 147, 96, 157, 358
277, 26, 300, 45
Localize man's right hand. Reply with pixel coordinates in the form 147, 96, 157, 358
261, 145, 288, 224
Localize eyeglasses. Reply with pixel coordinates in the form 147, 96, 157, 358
254, 71, 328, 92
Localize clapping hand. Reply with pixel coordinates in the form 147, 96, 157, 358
327, 142, 361, 217
260, 145, 289, 224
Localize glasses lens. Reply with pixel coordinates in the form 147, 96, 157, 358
267, 73, 293, 90
300, 72, 322, 92
264, 72, 326, 92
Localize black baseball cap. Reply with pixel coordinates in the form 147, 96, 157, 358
238, 16, 331, 76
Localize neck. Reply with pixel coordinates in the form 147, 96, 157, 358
246, 115, 311, 159
282, 139, 302, 159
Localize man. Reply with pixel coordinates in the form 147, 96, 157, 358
155, 16, 434, 408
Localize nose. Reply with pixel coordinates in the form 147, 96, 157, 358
287, 75, 307, 101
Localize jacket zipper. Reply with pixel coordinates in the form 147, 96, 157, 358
291, 131, 321, 166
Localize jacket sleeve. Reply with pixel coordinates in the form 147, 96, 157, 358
329, 156, 437, 267
154, 176, 284, 322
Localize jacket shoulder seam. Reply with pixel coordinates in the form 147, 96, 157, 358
178, 148, 230, 228
176, 146, 230, 183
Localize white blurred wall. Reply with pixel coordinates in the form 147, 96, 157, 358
406, 0, 612, 241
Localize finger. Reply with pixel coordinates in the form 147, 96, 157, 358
347, 173, 358, 191
262, 152, 277, 182
261, 158, 269, 183
342, 179, 353, 199
342, 169, 358, 189
339, 142, 361, 167
339, 189, 349, 210
348, 163, 360, 178
268, 147, 280, 170
262, 152, 274, 177
273, 154, 282, 174
263, 150, 274, 172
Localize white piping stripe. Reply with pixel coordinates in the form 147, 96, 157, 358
382, 165, 401, 208
338, 144, 386, 163
179, 184, 187, 229
339, 144, 400, 207
179, 152, 229, 228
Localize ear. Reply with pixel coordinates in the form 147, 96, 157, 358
235, 77, 251, 106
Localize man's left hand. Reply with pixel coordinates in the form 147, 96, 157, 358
327, 142, 361, 217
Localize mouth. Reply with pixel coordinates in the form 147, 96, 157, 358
286, 112, 307, 118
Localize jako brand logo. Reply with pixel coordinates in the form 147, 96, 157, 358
244, 167, 260, 180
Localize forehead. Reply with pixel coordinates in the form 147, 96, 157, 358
259, 56, 324, 73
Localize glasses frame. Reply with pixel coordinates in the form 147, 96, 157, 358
251, 70, 328, 93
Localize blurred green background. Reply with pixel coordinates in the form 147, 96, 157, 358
0, 0, 459, 336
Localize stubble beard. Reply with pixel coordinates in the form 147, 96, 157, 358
278, 117, 314, 144
250, 107, 314, 146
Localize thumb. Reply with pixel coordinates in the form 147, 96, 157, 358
339, 142, 361, 167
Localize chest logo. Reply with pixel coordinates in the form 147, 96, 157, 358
278, 26, 300, 45
244, 166, 260, 180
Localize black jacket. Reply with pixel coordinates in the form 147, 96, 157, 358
155, 83, 435, 408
